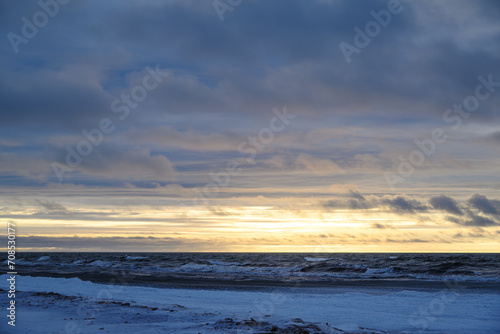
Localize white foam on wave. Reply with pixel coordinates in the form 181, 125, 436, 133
125, 256, 148, 260
7, 258, 35, 266
364, 267, 397, 276
89, 260, 113, 267
304, 257, 333, 262
209, 260, 242, 266
179, 263, 212, 271
37, 256, 51, 261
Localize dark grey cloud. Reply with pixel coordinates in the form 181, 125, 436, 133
49, 144, 176, 183
2, 0, 499, 136
468, 193, 500, 215
36, 199, 68, 213
208, 206, 231, 216
323, 194, 373, 210
371, 223, 390, 229
323, 194, 429, 213
5, 234, 241, 252
485, 131, 500, 143
429, 195, 463, 215
381, 196, 427, 213
385, 238, 429, 243
9, 235, 187, 251
449, 213, 499, 227
323, 193, 500, 228
0, 66, 114, 130
347, 198, 371, 210
446, 195, 500, 226
350, 190, 366, 201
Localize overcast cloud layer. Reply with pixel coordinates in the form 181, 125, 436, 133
0, 0, 499, 251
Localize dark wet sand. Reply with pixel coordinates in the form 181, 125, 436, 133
17, 269, 500, 294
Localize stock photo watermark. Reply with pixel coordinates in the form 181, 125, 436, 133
6, 221, 17, 327
339, 0, 406, 64
234, 283, 301, 334
408, 279, 465, 332
51, 65, 169, 182
213, 0, 244, 21
7, 0, 71, 54
385, 73, 500, 190
193, 106, 295, 205
65, 271, 136, 334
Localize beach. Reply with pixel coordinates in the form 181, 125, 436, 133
2, 273, 500, 333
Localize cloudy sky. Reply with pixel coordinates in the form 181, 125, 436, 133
1, 0, 499, 252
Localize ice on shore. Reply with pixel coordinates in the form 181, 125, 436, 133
1, 275, 499, 333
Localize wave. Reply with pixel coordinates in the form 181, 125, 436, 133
89, 260, 113, 267
209, 260, 243, 266
125, 256, 148, 260
9, 253, 500, 283
304, 257, 334, 262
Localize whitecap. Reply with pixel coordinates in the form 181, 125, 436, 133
125, 256, 148, 260
304, 257, 333, 262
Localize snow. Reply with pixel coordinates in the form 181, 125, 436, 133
1, 275, 499, 333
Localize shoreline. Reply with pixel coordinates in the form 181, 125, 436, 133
2, 274, 500, 333
14, 271, 500, 293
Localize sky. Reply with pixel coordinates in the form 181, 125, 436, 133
0, 0, 499, 252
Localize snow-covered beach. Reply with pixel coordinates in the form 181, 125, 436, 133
2, 274, 500, 333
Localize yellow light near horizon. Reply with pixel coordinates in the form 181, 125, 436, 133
3, 202, 500, 253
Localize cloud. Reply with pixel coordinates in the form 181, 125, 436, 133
10, 235, 193, 251
349, 190, 366, 201
385, 238, 429, 243
484, 131, 500, 144
323, 194, 373, 210
467, 193, 499, 215
295, 153, 344, 174
0, 153, 52, 178
328, 184, 360, 194
35, 199, 68, 213
321, 193, 500, 228
208, 206, 231, 216
381, 196, 427, 213
457, 214, 499, 227
371, 223, 388, 229
447, 211, 500, 227
0, 139, 22, 147
0, 65, 113, 129
63, 148, 176, 182
347, 198, 371, 210
1, 1, 500, 252
348, 154, 385, 171
126, 126, 242, 152
429, 195, 463, 215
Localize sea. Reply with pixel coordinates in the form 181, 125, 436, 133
11, 253, 500, 288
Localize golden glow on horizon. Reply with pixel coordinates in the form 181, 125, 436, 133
2, 202, 499, 252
